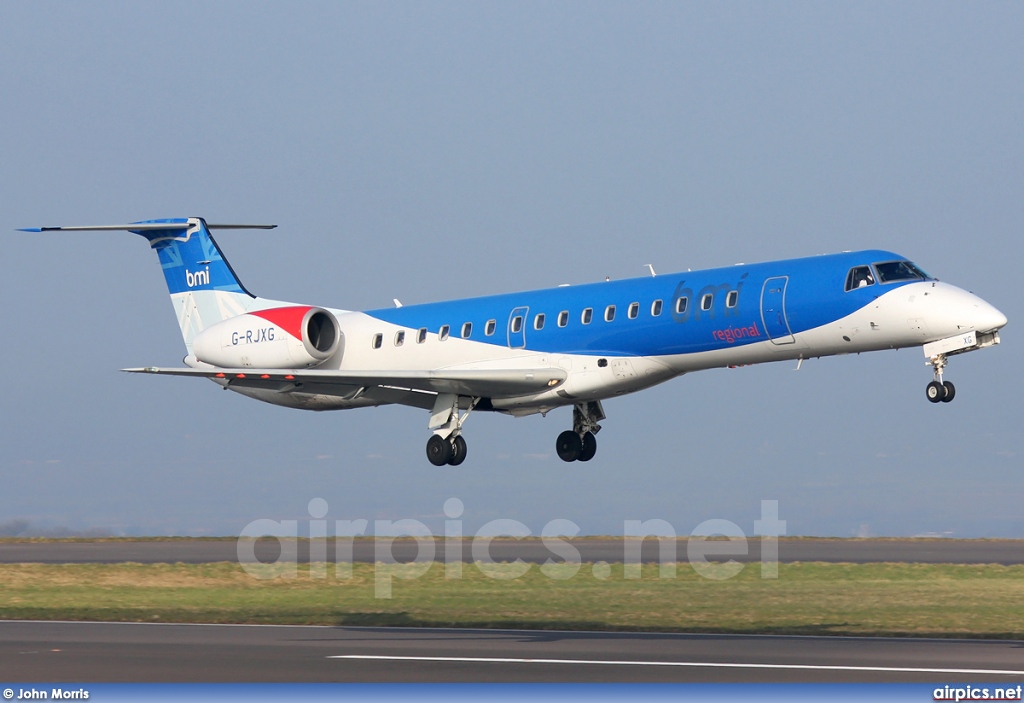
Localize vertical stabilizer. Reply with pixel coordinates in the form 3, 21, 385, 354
20, 217, 277, 355
130, 217, 259, 351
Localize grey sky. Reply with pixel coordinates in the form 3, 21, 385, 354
1, 2, 1020, 537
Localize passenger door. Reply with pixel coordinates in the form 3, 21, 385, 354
760, 277, 795, 345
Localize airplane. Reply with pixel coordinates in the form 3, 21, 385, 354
21, 217, 1007, 466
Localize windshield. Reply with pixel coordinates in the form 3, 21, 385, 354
874, 260, 930, 283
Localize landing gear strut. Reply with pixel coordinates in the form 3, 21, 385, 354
557, 401, 605, 463
425, 394, 477, 466
926, 354, 956, 404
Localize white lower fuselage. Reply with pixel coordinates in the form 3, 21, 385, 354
226, 278, 1005, 416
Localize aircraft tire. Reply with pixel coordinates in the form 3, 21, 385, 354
578, 432, 597, 462
941, 381, 956, 403
926, 381, 945, 403
426, 435, 453, 466
448, 435, 468, 466
556, 430, 582, 462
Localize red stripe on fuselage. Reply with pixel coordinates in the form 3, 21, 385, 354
250, 306, 311, 341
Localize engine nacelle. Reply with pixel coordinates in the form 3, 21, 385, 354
193, 306, 342, 369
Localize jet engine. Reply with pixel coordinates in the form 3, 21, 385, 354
192, 306, 342, 368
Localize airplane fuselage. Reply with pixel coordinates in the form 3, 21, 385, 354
25, 218, 1006, 465
232, 249, 1005, 417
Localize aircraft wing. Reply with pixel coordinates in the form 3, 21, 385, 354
123, 366, 567, 401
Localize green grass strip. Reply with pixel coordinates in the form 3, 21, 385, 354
2, 561, 1023, 638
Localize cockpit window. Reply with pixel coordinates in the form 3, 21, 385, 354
845, 266, 875, 292
874, 260, 930, 284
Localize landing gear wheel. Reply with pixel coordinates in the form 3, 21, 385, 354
577, 432, 597, 462
426, 435, 453, 466
926, 381, 945, 403
556, 430, 582, 462
941, 381, 956, 403
448, 435, 467, 465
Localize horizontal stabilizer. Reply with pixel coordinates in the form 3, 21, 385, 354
124, 366, 567, 399
18, 223, 275, 232
19, 223, 190, 232
206, 224, 277, 230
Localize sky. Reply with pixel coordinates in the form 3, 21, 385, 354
1, 2, 1021, 538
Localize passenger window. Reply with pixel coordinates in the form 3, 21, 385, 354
845, 266, 875, 292
651, 299, 663, 316
675, 297, 688, 314
394, 330, 405, 347
582, 308, 593, 324
485, 319, 496, 336
439, 325, 450, 341
558, 311, 569, 327
417, 327, 427, 344
726, 290, 738, 308
701, 294, 713, 311
511, 316, 523, 334
628, 302, 639, 319
534, 313, 545, 330
371, 333, 383, 349
605, 305, 616, 322
461, 322, 472, 338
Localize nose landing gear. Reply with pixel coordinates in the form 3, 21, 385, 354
925, 354, 956, 403
926, 380, 955, 403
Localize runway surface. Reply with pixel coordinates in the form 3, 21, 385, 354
4, 539, 1020, 684
1, 538, 1023, 564
2, 621, 1023, 683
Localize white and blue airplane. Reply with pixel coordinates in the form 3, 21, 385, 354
23, 217, 1007, 466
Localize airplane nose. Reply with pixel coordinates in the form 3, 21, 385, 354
922, 283, 1007, 337
977, 302, 1008, 333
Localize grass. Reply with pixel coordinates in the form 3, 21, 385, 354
2, 561, 1024, 638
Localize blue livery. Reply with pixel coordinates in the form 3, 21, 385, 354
365, 250, 917, 357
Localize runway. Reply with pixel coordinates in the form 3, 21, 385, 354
1, 537, 1023, 564
4, 539, 1021, 684
1, 621, 1022, 683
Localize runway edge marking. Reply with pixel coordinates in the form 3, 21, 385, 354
328, 655, 1024, 676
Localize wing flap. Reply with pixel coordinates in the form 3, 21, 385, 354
123, 366, 566, 398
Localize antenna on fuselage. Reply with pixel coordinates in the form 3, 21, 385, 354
645, 264, 656, 277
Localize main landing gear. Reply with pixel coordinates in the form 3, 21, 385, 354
426, 434, 467, 466
423, 396, 608, 466
925, 353, 956, 404
557, 401, 605, 463
425, 394, 477, 467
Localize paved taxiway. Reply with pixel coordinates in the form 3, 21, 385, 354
2, 621, 1023, 683
2, 538, 1023, 564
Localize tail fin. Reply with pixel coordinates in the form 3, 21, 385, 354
21, 217, 276, 352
